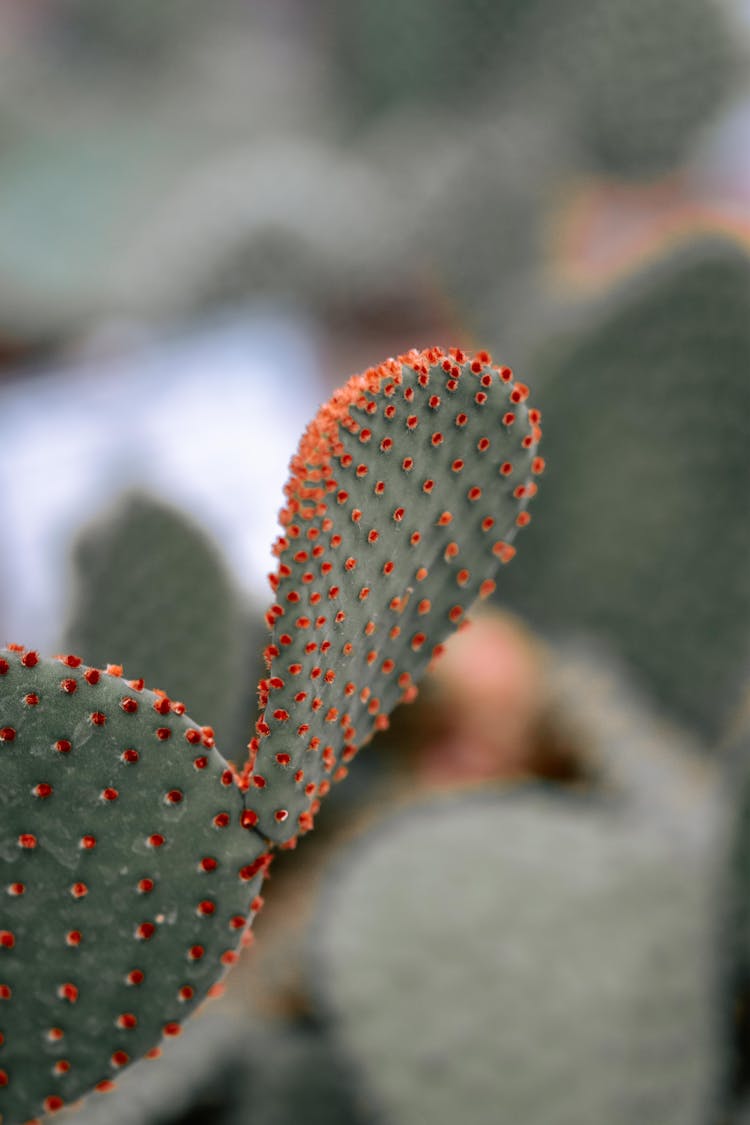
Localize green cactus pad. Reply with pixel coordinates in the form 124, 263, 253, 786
334, 0, 734, 178
558, 0, 734, 178
0, 647, 268, 1125
245, 347, 541, 842
499, 237, 750, 740
313, 789, 719, 1125
61, 490, 256, 759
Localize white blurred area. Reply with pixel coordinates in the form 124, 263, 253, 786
0, 312, 324, 651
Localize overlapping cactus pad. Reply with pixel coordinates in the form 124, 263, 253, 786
245, 346, 542, 841
61, 490, 255, 756
0, 648, 268, 1125
500, 238, 750, 738
313, 790, 718, 1125
0, 346, 541, 1123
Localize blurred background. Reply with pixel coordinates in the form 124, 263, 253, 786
2, 2, 750, 1123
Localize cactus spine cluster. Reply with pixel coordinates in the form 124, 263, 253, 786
0, 346, 540, 1124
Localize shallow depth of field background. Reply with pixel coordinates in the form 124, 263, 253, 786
2, 3, 750, 1124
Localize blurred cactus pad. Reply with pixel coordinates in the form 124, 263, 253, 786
61, 490, 259, 756
312, 786, 720, 1125
333, 0, 734, 178
0, 646, 268, 1125
499, 236, 750, 740
545, 0, 736, 177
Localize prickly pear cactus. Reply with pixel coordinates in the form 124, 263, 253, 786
499, 237, 750, 740
0, 347, 540, 1123
551, 0, 734, 178
243, 346, 542, 841
61, 489, 258, 757
312, 788, 721, 1125
61, 1010, 369, 1125
0, 647, 268, 1125
333, 0, 531, 121
53, 1012, 258, 1125
333, 0, 734, 178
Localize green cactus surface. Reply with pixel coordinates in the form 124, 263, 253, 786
498, 237, 750, 740
550, 0, 734, 178
245, 346, 541, 842
0, 346, 540, 1123
59, 1010, 371, 1125
333, 0, 734, 179
0, 647, 268, 1125
61, 489, 259, 759
720, 718, 750, 1110
312, 788, 720, 1125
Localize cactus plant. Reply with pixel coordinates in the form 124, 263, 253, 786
0, 647, 269, 1123
550, 0, 735, 179
53, 1012, 264, 1125
311, 784, 721, 1125
244, 346, 541, 840
52, 0, 207, 62
61, 489, 261, 759
0, 345, 540, 1124
307, 637, 723, 1125
56, 1009, 369, 1125
498, 235, 750, 741
332, 0, 734, 179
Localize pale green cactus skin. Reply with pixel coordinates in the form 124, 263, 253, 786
313, 787, 720, 1125
499, 238, 750, 741
334, 0, 734, 178
61, 489, 260, 756
0, 648, 268, 1124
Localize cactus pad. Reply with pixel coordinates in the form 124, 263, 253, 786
499, 237, 750, 739
61, 490, 255, 758
313, 790, 719, 1125
246, 346, 541, 841
0, 647, 268, 1125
